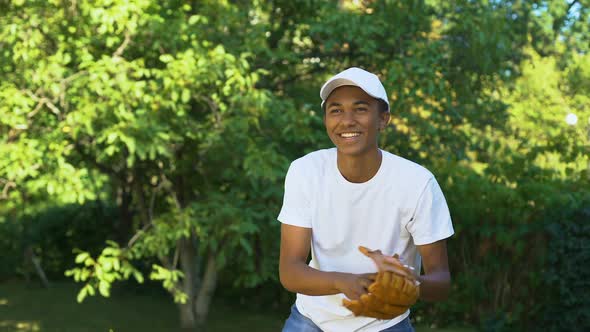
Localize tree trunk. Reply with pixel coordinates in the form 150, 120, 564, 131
178, 300, 196, 330
133, 181, 151, 227
178, 235, 198, 329
195, 251, 217, 326
117, 185, 133, 244
24, 245, 50, 288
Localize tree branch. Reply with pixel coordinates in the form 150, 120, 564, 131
23, 89, 61, 116
161, 174, 182, 210
69, 0, 78, 16
126, 177, 166, 248
0, 179, 16, 200
113, 31, 132, 58
552, 0, 580, 34
195, 96, 221, 128
61, 71, 88, 85
149, 177, 166, 224
173, 240, 180, 269
126, 223, 152, 248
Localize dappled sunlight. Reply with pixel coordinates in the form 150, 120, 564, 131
0, 1, 587, 331
0, 320, 40, 331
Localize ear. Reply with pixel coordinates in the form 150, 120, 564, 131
379, 112, 391, 131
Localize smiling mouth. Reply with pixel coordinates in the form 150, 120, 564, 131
339, 132, 361, 138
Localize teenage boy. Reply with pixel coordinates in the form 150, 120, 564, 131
278, 67, 454, 332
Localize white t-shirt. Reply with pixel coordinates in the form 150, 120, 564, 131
277, 148, 454, 332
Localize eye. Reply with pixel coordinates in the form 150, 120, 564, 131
356, 108, 368, 112
330, 109, 342, 114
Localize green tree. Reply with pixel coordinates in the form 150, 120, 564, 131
1, 0, 288, 328
2, 0, 589, 330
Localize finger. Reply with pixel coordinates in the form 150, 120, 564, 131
358, 246, 372, 256
380, 260, 415, 279
361, 249, 409, 274
382, 264, 410, 276
362, 293, 380, 309
382, 256, 412, 273
359, 246, 382, 258
342, 299, 357, 312
405, 280, 420, 299
402, 277, 418, 294
392, 273, 404, 290
382, 255, 405, 267
381, 270, 392, 286
403, 264, 417, 280
349, 291, 362, 300
369, 272, 381, 287
360, 293, 371, 303
343, 299, 363, 315
343, 298, 357, 306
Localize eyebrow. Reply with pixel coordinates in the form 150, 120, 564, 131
326, 100, 370, 108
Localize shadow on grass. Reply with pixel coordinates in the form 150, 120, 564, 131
0, 280, 475, 332
0, 280, 286, 332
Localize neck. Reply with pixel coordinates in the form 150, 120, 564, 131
337, 148, 382, 183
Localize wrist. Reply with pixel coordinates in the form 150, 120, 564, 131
331, 272, 346, 293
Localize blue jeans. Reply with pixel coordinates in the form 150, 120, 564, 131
282, 304, 415, 332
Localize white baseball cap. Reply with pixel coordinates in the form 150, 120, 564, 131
320, 67, 390, 112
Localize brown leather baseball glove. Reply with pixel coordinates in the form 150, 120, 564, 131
343, 247, 420, 319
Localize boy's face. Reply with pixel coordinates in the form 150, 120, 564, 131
323, 85, 390, 157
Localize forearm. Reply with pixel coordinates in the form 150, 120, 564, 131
417, 270, 451, 302
280, 260, 345, 296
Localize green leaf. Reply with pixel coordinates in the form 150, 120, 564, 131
239, 237, 253, 256
133, 271, 144, 284
181, 89, 190, 103
75, 252, 89, 264
98, 281, 110, 297
159, 54, 174, 63
77, 285, 88, 303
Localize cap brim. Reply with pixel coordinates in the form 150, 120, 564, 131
320, 78, 360, 101
320, 78, 386, 110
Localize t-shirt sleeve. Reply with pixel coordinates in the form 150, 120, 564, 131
277, 161, 312, 228
406, 176, 454, 245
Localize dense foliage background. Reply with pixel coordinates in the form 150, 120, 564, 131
1, 0, 589, 331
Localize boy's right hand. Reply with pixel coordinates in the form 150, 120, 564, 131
358, 246, 417, 281
334, 272, 377, 300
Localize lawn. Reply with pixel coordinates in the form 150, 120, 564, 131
0, 280, 474, 332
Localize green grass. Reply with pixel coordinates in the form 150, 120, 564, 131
0, 280, 475, 332
0, 280, 284, 332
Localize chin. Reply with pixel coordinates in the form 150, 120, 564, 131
336, 145, 368, 156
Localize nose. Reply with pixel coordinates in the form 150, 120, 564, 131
341, 110, 357, 126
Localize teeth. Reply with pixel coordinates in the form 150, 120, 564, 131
340, 132, 360, 138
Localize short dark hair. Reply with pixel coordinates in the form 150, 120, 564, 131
377, 99, 389, 113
